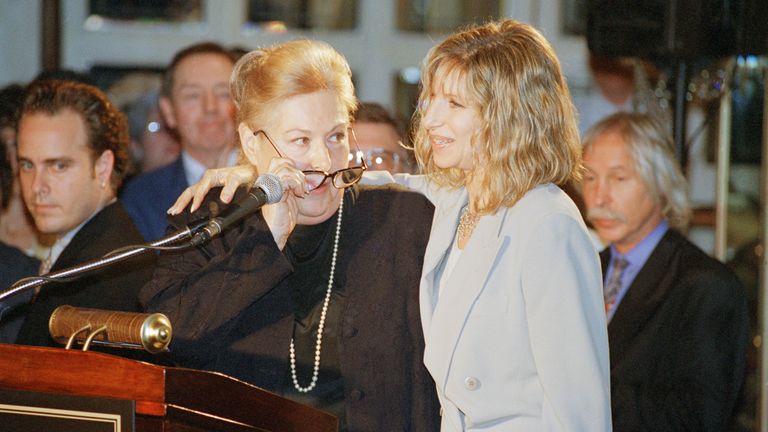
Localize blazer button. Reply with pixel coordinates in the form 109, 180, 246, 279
464, 376, 480, 391
349, 389, 364, 400
342, 326, 358, 338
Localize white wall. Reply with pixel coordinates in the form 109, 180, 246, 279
0, 0, 741, 256
0, 0, 590, 109
0, 1, 41, 87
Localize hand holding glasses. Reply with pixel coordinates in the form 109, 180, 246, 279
253, 129, 367, 193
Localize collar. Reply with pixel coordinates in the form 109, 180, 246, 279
181, 150, 239, 186
609, 219, 669, 268
48, 198, 116, 265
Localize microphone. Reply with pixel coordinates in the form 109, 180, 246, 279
49, 305, 172, 353
190, 173, 283, 246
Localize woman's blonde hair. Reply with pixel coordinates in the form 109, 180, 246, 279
413, 19, 581, 214
230, 39, 357, 134
582, 112, 691, 230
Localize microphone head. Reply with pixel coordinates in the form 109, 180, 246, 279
256, 173, 284, 204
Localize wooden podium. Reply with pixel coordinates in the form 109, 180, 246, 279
0, 344, 337, 431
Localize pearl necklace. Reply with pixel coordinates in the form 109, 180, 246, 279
289, 197, 344, 393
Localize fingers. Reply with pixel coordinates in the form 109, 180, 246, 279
189, 174, 221, 212
167, 166, 260, 215
218, 167, 256, 201
261, 194, 298, 250
220, 173, 240, 203
168, 188, 194, 215
166, 159, 305, 217
267, 158, 308, 199
166, 169, 225, 215
282, 171, 306, 199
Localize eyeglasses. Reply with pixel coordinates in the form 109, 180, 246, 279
254, 128, 368, 192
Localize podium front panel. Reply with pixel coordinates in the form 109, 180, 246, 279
0, 388, 134, 432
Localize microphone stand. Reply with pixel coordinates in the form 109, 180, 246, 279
0, 222, 204, 302
1, 174, 283, 304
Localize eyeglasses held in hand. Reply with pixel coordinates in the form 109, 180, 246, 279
254, 129, 368, 192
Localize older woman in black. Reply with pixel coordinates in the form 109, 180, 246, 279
140, 40, 439, 431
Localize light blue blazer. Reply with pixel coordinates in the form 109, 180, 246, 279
364, 172, 612, 431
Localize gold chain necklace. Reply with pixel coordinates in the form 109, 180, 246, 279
457, 206, 480, 248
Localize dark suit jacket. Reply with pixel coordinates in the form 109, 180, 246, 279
121, 157, 188, 241
603, 229, 749, 431
16, 201, 156, 349
140, 185, 440, 432
0, 243, 39, 343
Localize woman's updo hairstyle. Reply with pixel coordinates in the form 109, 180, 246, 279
230, 40, 357, 131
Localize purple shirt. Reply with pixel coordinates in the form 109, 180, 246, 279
605, 220, 669, 322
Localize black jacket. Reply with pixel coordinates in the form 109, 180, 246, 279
16, 201, 156, 348
0, 242, 39, 343
604, 229, 749, 431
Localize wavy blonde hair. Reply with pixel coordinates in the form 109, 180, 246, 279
582, 112, 691, 230
413, 19, 581, 214
230, 39, 357, 134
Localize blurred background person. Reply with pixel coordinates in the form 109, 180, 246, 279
121, 42, 238, 241
573, 54, 636, 136
0, 134, 39, 344
351, 102, 414, 174
108, 72, 181, 178
0, 83, 48, 259
126, 90, 181, 175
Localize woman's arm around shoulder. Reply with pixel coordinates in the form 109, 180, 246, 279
361, 170, 444, 204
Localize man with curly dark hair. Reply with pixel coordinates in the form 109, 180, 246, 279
12, 80, 155, 349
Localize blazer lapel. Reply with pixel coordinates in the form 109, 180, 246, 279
422, 202, 464, 280
608, 231, 681, 365
50, 202, 120, 272
424, 207, 509, 389
419, 189, 468, 320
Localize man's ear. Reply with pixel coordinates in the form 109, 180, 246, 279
159, 96, 177, 129
95, 149, 115, 189
238, 122, 261, 167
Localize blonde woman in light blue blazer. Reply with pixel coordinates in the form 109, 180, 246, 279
382, 20, 611, 430
169, 19, 611, 431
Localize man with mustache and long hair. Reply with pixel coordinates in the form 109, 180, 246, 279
581, 111, 749, 431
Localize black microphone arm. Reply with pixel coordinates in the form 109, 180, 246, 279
0, 174, 284, 302
190, 173, 283, 246
0, 223, 197, 302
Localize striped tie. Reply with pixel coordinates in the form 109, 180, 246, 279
39, 254, 52, 275
604, 256, 628, 313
